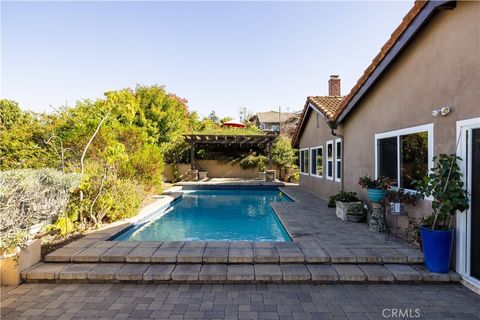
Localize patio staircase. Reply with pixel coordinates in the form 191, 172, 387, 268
21, 238, 460, 284
21, 186, 461, 284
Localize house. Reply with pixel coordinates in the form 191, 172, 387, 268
293, 75, 344, 197
293, 0, 480, 288
249, 111, 300, 135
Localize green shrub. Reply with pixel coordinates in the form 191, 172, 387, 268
0, 169, 80, 254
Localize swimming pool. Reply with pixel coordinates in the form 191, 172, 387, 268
114, 189, 292, 242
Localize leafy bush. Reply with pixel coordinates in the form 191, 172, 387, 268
239, 154, 267, 171
272, 136, 296, 169
413, 154, 469, 230
0, 169, 80, 254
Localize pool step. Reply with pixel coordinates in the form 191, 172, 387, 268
44, 240, 424, 265
21, 262, 459, 284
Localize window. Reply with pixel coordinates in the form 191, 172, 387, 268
326, 140, 333, 180
316, 113, 320, 128
300, 149, 310, 174
375, 124, 433, 190
310, 146, 323, 177
335, 138, 342, 182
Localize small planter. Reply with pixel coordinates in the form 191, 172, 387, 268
265, 170, 276, 182
186, 170, 199, 181
347, 214, 364, 223
198, 171, 208, 180
336, 201, 360, 221
367, 188, 386, 203
346, 202, 366, 223
258, 172, 266, 181
0, 239, 41, 286
420, 226, 454, 273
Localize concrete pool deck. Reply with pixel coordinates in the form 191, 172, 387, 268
21, 184, 459, 284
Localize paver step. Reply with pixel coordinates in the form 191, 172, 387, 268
45, 240, 423, 264
22, 262, 459, 284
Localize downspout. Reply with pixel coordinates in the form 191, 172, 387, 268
329, 121, 344, 191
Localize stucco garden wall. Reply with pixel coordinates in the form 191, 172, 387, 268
164, 160, 280, 181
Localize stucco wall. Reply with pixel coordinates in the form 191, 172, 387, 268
340, 1, 480, 229
298, 110, 341, 199
297, 2, 479, 232
164, 160, 279, 181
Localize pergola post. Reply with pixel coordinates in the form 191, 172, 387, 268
191, 142, 196, 170
268, 142, 273, 170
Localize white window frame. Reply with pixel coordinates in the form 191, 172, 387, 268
334, 138, 342, 182
374, 123, 434, 192
310, 146, 323, 178
299, 148, 309, 175
326, 140, 334, 180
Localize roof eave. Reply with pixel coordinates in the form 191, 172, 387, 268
334, 0, 456, 126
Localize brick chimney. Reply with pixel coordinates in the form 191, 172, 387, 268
328, 75, 341, 96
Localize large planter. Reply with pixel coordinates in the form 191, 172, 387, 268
336, 201, 360, 221
420, 226, 454, 273
258, 172, 266, 181
367, 188, 386, 203
0, 239, 41, 286
198, 171, 208, 180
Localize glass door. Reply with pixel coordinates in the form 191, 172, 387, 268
470, 128, 480, 280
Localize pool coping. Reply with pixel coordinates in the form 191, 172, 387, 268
42, 184, 425, 266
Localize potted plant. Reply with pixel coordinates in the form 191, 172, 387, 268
333, 191, 360, 221
258, 158, 266, 181
384, 188, 418, 214
358, 175, 390, 203
414, 154, 469, 273
346, 202, 367, 223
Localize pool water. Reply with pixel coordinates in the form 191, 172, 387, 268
114, 189, 292, 242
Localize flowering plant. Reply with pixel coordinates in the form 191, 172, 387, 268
358, 175, 390, 190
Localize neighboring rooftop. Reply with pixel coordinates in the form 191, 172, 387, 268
251, 111, 299, 124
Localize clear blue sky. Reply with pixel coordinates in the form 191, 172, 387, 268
1, 1, 413, 119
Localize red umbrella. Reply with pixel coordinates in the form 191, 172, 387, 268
221, 120, 246, 128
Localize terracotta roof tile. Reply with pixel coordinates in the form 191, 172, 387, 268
308, 96, 344, 121
292, 96, 344, 147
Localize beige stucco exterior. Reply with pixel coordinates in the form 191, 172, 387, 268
298, 111, 341, 199
298, 1, 480, 231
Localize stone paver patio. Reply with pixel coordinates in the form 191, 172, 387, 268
2, 283, 479, 319
21, 185, 459, 284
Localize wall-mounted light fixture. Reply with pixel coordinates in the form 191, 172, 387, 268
432, 106, 452, 117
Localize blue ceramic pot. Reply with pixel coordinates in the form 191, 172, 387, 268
420, 226, 454, 273
367, 188, 386, 203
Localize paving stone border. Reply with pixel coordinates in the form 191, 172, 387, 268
22, 262, 460, 284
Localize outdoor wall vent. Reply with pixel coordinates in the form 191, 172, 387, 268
432, 106, 452, 117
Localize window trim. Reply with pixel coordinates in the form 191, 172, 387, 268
310, 146, 323, 178
299, 148, 310, 175
374, 123, 434, 192
334, 138, 342, 182
326, 140, 334, 180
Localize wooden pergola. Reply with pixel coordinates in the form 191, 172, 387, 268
183, 133, 279, 170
